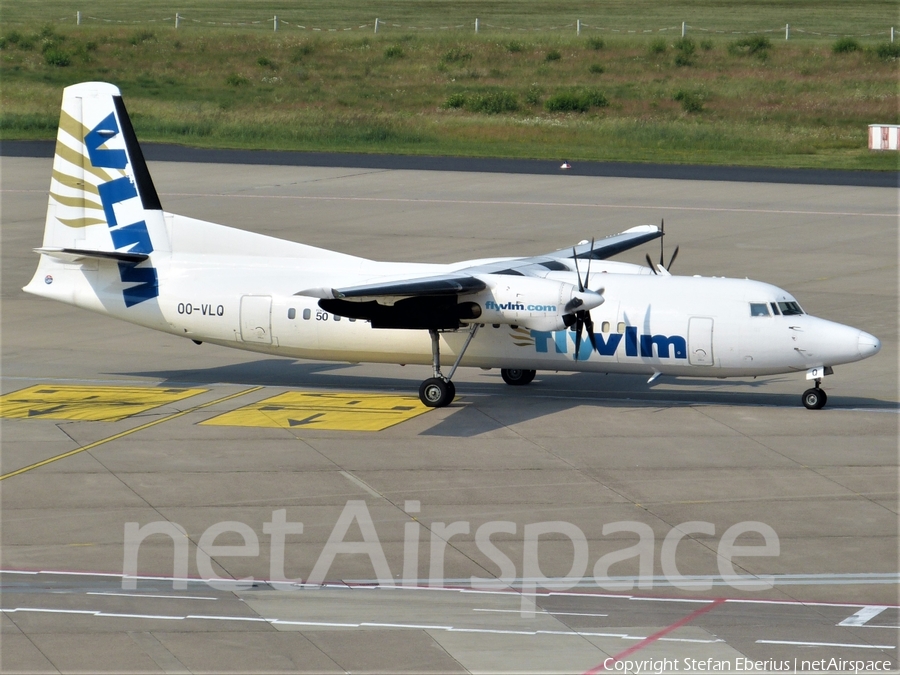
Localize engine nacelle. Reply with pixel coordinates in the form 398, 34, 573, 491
465, 275, 604, 332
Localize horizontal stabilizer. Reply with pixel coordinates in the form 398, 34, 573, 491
35, 247, 150, 263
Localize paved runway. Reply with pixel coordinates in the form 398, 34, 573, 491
2, 156, 897, 673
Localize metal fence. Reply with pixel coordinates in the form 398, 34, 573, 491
29, 13, 899, 42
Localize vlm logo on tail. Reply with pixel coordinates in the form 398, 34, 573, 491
86, 110, 159, 307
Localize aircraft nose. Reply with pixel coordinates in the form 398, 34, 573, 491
858, 331, 881, 358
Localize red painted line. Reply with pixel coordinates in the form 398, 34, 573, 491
583, 597, 725, 675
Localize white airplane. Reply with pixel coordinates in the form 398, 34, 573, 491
24, 82, 881, 410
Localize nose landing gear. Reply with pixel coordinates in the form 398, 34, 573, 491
801, 379, 828, 410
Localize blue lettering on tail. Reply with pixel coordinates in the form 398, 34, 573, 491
84, 113, 128, 169
118, 263, 159, 308
86, 111, 159, 306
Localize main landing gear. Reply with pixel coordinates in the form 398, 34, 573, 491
501, 368, 536, 386
801, 379, 828, 410
419, 324, 480, 408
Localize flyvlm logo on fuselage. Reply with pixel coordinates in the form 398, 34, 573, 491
529, 326, 687, 361
485, 300, 557, 312
86, 111, 158, 307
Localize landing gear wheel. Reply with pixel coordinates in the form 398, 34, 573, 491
419, 378, 454, 408
501, 368, 536, 386
802, 387, 827, 410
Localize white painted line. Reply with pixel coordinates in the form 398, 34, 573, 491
339, 471, 384, 499
838, 605, 889, 626
185, 614, 267, 622
363, 622, 454, 630
86, 592, 218, 601
95, 612, 183, 620
757, 639, 895, 649
0, 570, 38, 575
159, 192, 899, 220
3, 608, 95, 615
269, 619, 359, 627
629, 596, 715, 604
473, 608, 609, 617
444, 627, 538, 635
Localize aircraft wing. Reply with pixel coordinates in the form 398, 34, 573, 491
297, 274, 486, 301
295, 225, 659, 330
458, 225, 662, 275
297, 226, 661, 301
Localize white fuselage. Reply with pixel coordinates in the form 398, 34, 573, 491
25, 214, 878, 381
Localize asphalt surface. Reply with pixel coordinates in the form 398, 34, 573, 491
2, 139, 898, 188
1, 156, 897, 673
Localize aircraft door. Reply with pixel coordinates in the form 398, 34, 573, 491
688, 317, 714, 366
240, 295, 272, 344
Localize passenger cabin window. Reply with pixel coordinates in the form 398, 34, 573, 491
302, 308, 311, 320
777, 301, 803, 316
288, 308, 296, 320
750, 303, 770, 317
617, 322, 626, 334
601, 321, 611, 333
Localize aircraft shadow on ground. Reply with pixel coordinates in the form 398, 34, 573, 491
119, 359, 894, 438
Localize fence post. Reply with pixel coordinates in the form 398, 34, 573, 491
785, 23, 789, 40
577, 19, 581, 36
175, 13, 180, 29
374, 18, 378, 34
475, 18, 479, 34
892, 26, 895, 42
76, 11, 81, 25
681, 21, 686, 38
273, 15, 277, 32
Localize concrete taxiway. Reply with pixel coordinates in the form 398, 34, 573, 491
1, 156, 897, 673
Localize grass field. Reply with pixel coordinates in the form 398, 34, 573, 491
1, 1, 898, 170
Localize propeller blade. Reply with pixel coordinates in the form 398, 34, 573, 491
583, 311, 598, 351
667, 245, 680, 271
645, 253, 658, 275
572, 247, 584, 292
564, 296, 584, 313
659, 219, 666, 267
584, 237, 594, 289
573, 317, 583, 361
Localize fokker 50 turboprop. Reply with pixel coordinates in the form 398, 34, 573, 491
25, 82, 881, 409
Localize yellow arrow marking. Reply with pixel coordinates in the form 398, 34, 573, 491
0, 385, 207, 422
0, 387, 262, 481
202, 391, 431, 432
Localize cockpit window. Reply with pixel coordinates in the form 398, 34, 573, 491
750, 303, 770, 317
770, 302, 780, 316
777, 301, 803, 316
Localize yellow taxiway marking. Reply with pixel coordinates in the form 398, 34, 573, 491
201, 391, 431, 431
0, 384, 208, 422
0, 387, 263, 481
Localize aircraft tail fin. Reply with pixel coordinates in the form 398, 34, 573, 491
25, 82, 168, 308
41, 81, 168, 256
